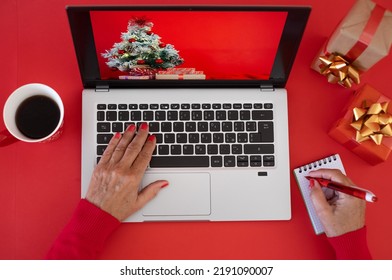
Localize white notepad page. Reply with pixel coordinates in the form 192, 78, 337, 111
293, 154, 346, 235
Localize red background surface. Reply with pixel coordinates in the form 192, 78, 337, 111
92, 11, 286, 80
0, 0, 391, 260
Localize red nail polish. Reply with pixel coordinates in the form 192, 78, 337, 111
114, 132, 121, 139
147, 134, 156, 142
140, 122, 149, 130
161, 182, 169, 188
127, 124, 136, 132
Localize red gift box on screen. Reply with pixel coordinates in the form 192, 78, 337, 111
329, 84, 392, 165
311, 0, 392, 88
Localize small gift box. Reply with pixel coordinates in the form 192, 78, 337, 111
311, 0, 392, 88
329, 84, 392, 165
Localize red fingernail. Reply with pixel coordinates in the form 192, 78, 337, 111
147, 134, 156, 142
309, 179, 315, 189
127, 124, 136, 132
114, 132, 121, 139
161, 182, 169, 188
140, 122, 149, 130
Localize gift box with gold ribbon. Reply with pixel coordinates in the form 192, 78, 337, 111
329, 84, 392, 165
311, 0, 392, 88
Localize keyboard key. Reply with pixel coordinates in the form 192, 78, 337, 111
118, 111, 129, 121
263, 155, 275, 166
161, 122, 172, 132
112, 122, 123, 132
106, 111, 117, 121
171, 104, 180, 109
210, 122, 220, 131
150, 156, 209, 167
254, 103, 263, 109
228, 110, 239, 120
224, 156, 236, 167
212, 103, 221, 109
213, 133, 224, 143
167, 111, 178, 121
119, 104, 127, 109
97, 123, 110, 132
108, 104, 117, 110
233, 103, 242, 109
264, 103, 273, 109
138, 104, 147, 110
189, 133, 199, 143
150, 104, 159, 110
232, 144, 242, 154
149, 122, 160, 132
216, 110, 226, 120
219, 144, 230, 154
225, 133, 236, 143
222, 122, 233, 132
258, 121, 274, 142
249, 133, 262, 143
158, 145, 170, 155
173, 122, 184, 132
240, 110, 251, 120
181, 104, 190, 109
246, 121, 257, 131
237, 155, 249, 167
97, 134, 113, 144
252, 110, 273, 120
143, 111, 154, 121
237, 133, 248, 143
160, 104, 170, 110
155, 111, 166, 121
198, 122, 209, 132
243, 103, 252, 109
250, 155, 262, 167
183, 145, 194, 155
129, 104, 138, 110
201, 133, 212, 143
155, 134, 163, 144
204, 111, 214, 120
180, 111, 190, 120
97, 111, 105, 121
207, 144, 219, 155
234, 122, 245, 131
171, 145, 182, 155
195, 144, 206, 154
97, 104, 106, 110
176, 133, 188, 143
192, 111, 203, 120
164, 133, 175, 143
211, 156, 223, 167
244, 144, 274, 154
97, 145, 107, 155
191, 104, 201, 109
223, 104, 232, 109
185, 122, 196, 132
131, 111, 141, 121
202, 104, 211, 109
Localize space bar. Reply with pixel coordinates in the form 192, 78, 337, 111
150, 156, 209, 168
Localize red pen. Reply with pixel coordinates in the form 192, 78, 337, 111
305, 176, 378, 203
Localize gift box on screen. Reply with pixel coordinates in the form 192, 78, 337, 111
311, 0, 392, 88
329, 84, 392, 165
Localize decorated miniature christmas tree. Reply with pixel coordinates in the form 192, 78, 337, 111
102, 17, 184, 74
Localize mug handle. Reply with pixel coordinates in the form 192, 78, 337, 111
0, 129, 19, 147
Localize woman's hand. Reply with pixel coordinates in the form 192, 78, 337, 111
85, 123, 168, 221
308, 169, 366, 237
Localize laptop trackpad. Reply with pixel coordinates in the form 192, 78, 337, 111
141, 173, 211, 216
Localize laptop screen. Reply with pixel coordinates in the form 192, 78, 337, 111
67, 6, 310, 88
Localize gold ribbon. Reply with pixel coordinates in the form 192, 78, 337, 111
351, 101, 392, 145
319, 53, 360, 88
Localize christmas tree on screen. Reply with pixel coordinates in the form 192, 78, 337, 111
102, 17, 184, 73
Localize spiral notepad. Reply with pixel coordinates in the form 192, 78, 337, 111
293, 154, 346, 235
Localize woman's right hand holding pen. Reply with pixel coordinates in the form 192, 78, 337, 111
308, 169, 366, 237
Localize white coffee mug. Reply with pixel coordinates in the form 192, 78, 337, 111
0, 83, 64, 146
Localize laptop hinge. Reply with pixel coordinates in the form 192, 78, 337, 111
95, 85, 109, 92
260, 84, 275, 92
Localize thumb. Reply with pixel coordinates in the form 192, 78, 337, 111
309, 180, 333, 222
136, 180, 169, 208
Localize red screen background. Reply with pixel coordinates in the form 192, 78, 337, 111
90, 11, 287, 80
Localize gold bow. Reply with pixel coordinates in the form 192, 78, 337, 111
351, 101, 392, 145
319, 53, 360, 88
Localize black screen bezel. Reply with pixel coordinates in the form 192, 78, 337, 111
66, 5, 310, 89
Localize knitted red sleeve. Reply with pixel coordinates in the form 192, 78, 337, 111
327, 226, 372, 260
45, 199, 121, 259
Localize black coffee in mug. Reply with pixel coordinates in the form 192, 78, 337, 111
15, 95, 61, 139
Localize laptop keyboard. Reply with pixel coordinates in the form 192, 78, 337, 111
96, 103, 275, 168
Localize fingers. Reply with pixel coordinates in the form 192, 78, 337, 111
136, 180, 169, 209
110, 124, 137, 163
98, 132, 122, 165
308, 168, 354, 186
309, 180, 333, 224
121, 123, 151, 166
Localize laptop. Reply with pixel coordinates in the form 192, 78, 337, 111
66, 5, 310, 222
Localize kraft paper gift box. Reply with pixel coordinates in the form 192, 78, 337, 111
328, 84, 392, 165
311, 0, 392, 88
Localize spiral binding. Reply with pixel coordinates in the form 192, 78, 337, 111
298, 154, 337, 173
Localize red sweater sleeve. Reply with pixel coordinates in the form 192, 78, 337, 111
327, 226, 372, 260
45, 199, 121, 260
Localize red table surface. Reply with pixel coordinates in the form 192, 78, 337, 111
1, 0, 391, 260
